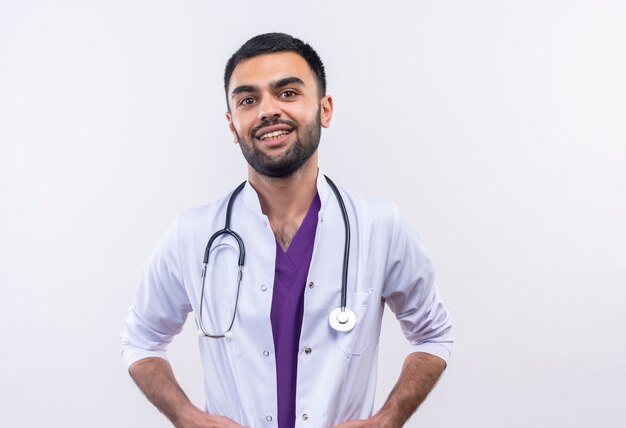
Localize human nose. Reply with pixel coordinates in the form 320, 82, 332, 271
257, 97, 281, 121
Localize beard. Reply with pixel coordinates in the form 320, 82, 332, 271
235, 111, 321, 178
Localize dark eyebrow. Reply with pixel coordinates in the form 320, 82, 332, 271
230, 77, 305, 99
271, 77, 305, 90
230, 84, 258, 98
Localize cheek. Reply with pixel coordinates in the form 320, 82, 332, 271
290, 104, 318, 125
231, 114, 254, 137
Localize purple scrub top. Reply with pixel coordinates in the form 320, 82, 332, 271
270, 193, 321, 428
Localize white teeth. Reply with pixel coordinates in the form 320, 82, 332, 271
259, 130, 290, 140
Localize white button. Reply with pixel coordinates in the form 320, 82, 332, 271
266, 415, 273, 422
263, 350, 270, 357
302, 413, 309, 421
308, 281, 314, 289
261, 284, 268, 291
263, 220, 268, 227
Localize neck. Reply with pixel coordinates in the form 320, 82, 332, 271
247, 155, 319, 251
247, 154, 319, 222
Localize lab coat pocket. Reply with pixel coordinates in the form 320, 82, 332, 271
334, 291, 371, 357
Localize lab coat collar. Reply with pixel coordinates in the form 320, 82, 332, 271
240, 169, 332, 218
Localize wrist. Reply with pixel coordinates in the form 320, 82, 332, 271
371, 407, 402, 428
173, 402, 204, 428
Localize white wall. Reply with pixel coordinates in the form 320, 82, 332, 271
1, 1, 624, 427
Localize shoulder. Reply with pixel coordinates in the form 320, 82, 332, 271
336, 185, 401, 230
334, 185, 426, 257
173, 191, 233, 237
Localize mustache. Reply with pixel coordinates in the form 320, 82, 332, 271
250, 118, 298, 138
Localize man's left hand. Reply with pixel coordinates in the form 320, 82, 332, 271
331, 415, 387, 428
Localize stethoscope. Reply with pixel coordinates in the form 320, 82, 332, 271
197, 175, 357, 338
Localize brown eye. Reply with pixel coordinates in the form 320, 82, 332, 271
239, 97, 255, 106
280, 90, 296, 98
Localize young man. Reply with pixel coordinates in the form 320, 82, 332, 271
122, 33, 452, 428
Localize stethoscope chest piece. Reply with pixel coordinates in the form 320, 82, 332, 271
329, 307, 357, 332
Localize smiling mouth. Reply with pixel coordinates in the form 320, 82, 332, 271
253, 121, 296, 142
258, 130, 292, 141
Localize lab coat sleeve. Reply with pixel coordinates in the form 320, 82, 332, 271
121, 215, 192, 368
382, 205, 453, 364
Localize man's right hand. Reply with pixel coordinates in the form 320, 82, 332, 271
128, 358, 246, 428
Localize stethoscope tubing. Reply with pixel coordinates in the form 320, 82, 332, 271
203, 181, 246, 267
323, 176, 350, 311
198, 176, 352, 337
199, 181, 246, 338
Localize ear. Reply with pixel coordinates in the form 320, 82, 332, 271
320, 95, 334, 128
225, 111, 239, 144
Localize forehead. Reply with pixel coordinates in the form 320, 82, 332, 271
228, 52, 317, 92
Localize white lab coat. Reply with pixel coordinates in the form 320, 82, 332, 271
121, 172, 452, 427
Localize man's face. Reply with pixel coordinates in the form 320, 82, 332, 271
225, 52, 333, 178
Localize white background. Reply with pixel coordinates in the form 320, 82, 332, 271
1, 1, 625, 427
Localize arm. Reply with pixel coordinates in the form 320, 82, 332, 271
122, 219, 244, 427
332, 352, 446, 428
129, 357, 245, 428
374, 352, 446, 427
333, 206, 452, 427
